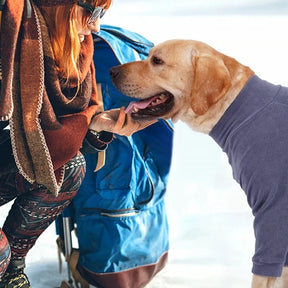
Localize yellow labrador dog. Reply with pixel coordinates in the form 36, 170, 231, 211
110, 39, 288, 288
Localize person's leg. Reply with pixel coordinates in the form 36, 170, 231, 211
0, 228, 11, 279
0, 152, 85, 287
251, 267, 288, 288
0, 165, 24, 281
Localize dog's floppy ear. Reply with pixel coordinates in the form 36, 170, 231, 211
190, 55, 231, 115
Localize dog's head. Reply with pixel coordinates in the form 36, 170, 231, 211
110, 40, 251, 125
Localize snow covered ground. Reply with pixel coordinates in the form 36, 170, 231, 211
1, 1, 288, 287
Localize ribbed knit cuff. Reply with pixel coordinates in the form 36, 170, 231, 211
252, 262, 283, 277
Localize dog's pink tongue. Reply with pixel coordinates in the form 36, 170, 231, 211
125, 96, 158, 113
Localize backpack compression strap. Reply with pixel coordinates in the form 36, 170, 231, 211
94, 84, 106, 172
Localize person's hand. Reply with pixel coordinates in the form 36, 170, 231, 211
89, 107, 157, 136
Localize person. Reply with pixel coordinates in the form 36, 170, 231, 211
0, 1, 154, 287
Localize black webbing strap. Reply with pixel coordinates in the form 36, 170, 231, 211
0, 0, 5, 10
0, 0, 6, 33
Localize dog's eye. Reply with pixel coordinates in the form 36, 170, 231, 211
152, 56, 164, 65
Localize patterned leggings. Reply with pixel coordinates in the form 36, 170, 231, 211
0, 152, 86, 260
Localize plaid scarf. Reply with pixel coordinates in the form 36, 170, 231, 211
0, 0, 99, 195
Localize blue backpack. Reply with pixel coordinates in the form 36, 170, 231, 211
58, 25, 174, 288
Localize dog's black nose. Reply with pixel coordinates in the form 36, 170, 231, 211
109, 66, 121, 80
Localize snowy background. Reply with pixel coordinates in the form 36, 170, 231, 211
1, 0, 288, 287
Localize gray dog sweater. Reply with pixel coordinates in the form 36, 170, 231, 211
210, 75, 288, 277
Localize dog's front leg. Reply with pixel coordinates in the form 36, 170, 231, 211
251, 267, 288, 288
276, 267, 288, 287
252, 275, 278, 288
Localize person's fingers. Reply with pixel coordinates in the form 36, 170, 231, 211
114, 107, 127, 132
89, 107, 158, 136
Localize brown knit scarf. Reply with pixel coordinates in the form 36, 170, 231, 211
0, 0, 99, 195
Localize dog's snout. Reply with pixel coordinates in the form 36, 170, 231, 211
109, 66, 121, 80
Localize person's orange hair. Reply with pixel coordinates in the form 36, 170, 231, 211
40, 0, 112, 85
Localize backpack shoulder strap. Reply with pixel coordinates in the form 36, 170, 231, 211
94, 84, 105, 172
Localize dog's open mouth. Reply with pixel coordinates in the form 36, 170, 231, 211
125, 92, 174, 120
